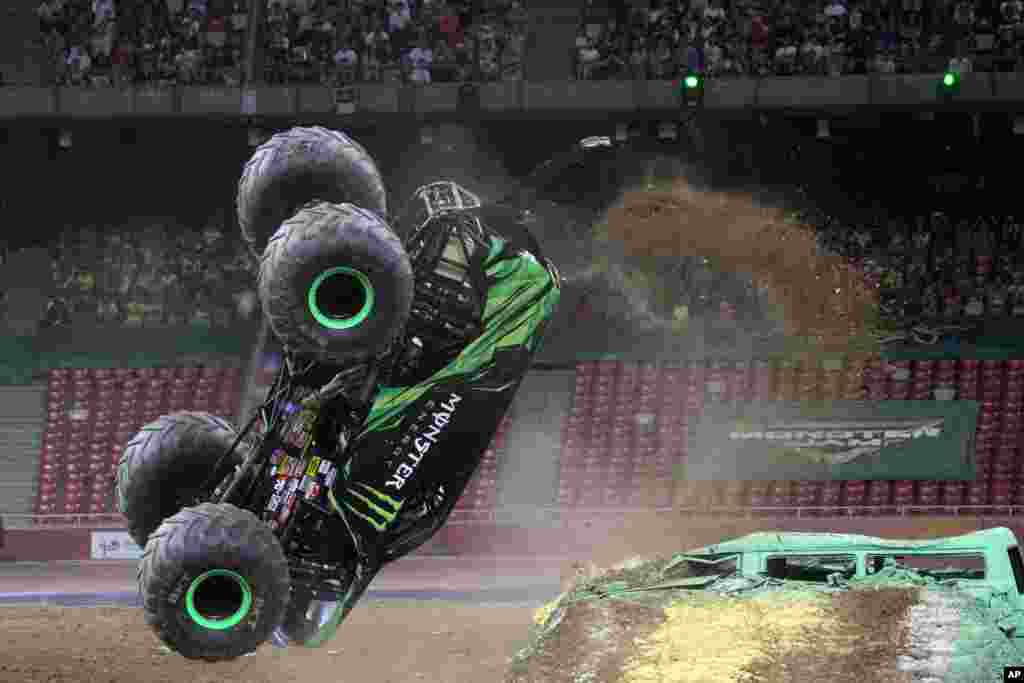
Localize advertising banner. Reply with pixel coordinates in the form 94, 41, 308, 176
90, 531, 144, 560
686, 400, 979, 481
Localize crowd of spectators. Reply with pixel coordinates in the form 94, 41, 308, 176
262, 0, 527, 85
574, 0, 1024, 80
808, 208, 1024, 335
43, 220, 257, 330
36, 0, 249, 87
571, 204, 1024, 344
29, 207, 1024, 342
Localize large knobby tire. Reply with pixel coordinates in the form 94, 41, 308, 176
138, 503, 290, 661
116, 412, 246, 548
259, 202, 414, 364
237, 126, 388, 257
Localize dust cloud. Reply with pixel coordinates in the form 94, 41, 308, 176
385, 123, 525, 211
586, 174, 884, 360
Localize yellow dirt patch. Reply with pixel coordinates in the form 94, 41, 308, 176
621, 592, 835, 683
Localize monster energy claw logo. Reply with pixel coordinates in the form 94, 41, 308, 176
385, 393, 462, 491
728, 419, 946, 465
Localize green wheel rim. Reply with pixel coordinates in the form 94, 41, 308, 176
307, 266, 375, 330
184, 569, 253, 631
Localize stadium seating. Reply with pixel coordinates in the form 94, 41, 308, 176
34, 362, 503, 521
28, 352, 1024, 522
556, 356, 1024, 518
454, 413, 510, 513
35, 365, 248, 517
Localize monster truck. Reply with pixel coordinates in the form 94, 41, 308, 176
114, 126, 561, 661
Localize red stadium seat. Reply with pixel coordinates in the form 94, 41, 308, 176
574, 486, 601, 508
866, 480, 893, 514
39, 456, 62, 476
555, 483, 575, 507
991, 479, 1014, 506
841, 480, 867, 506
199, 365, 223, 380
602, 486, 627, 507
893, 480, 915, 506
1002, 414, 1023, 434
966, 481, 989, 507
37, 490, 60, 506
916, 481, 940, 506
113, 367, 135, 380
912, 359, 935, 376
960, 359, 981, 373
819, 481, 842, 505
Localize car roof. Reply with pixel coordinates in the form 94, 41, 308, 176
684, 527, 1018, 556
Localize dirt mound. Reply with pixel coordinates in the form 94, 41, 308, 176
507, 554, 924, 683
590, 178, 883, 364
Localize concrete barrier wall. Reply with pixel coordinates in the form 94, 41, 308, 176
295, 85, 333, 113
3, 74, 1022, 120
992, 72, 1024, 102
0, 525, 443, 562
358, 83, 400, 112
0, 529, 92, 562
479, 81, 520, 112
180, 86, 241, 114
2, 515, 1022, 563
133, 85, 175, 114
1, 87, 55, 116
758, 75, 870, 109
245, 86, 294, 115
704, 77, 757, 109
414, 82, 461, 113
59, 87, 134, 117
524, 80, 635, 111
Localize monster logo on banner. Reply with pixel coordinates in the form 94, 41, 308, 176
687, 400, 980, 481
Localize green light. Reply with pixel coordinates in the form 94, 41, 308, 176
943, 72, 957, 87
684, 75, 700, 89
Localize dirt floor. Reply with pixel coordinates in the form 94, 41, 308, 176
1, 601, 537, 683
1, 515, 1009, 683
